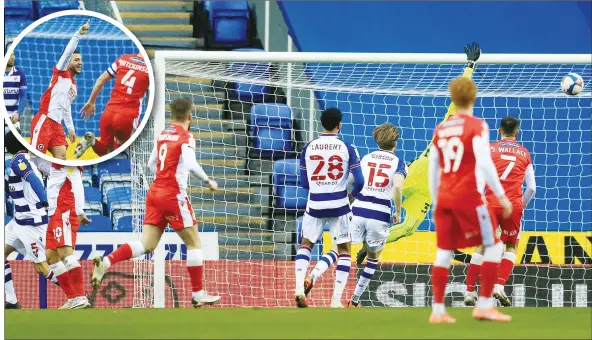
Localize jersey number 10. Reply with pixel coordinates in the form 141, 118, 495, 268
121, 70, 137, 95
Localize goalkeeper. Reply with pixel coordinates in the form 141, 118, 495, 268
357, 42, 481, 264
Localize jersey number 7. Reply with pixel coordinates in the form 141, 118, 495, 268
499, 154, 516, 180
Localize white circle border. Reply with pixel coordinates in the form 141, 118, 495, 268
2, 9, 155, 167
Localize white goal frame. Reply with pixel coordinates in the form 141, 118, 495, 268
149, 51, 591, 308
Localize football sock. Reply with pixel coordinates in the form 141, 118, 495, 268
64, 255, 84, 298
106, 241, 146, 269
310, 250, 337, 282
431, 249, 454, 315
466, 253, 483, 293
52, 262, 74, 299
332, 254, 351, 303
5, 262, 18, 304
294, 246, 311, 296
477, 242, 503, 310
186, 248, 204, 294
351, 257, 378, 303
497, 252, 517, 286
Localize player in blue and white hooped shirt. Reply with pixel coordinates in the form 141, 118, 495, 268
4, 131, 60, 309
4, 45, 28, 132
348, 123, 407, 307
294, 108, 364, 308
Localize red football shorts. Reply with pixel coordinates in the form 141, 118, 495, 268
434, 203, 499, 250
30, 113, 67, 152
46, 209, 80, 250
144, 189, 196, 231
100, 107, 139, 145
491, 206, 523, 245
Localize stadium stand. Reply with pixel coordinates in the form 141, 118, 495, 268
272, 159, 307, 211
203, 1, 251, 48
37, 1, 81, 17
250, 103, 295, 158
228, 48, 270, 102
83, 215, 113, 232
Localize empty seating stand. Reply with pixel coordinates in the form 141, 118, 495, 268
37, 1, 79, 17
82, 215, 113, 232
251, 103, 295, 158
273, 159, 308, 212
4, 0, 34, 38
229, 48, 270, 103
203, 1, 251, 48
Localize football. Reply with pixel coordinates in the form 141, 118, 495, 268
561, 72, 584, 95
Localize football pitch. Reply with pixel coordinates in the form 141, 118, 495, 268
5, 308, 591, 339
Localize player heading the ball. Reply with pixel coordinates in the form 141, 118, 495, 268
464, 116, 536, 307
428, 77, 512, 323
294, 107, 364, 308
91, 97, 221, 308
30, 21, 90, 160
74, 53, 150, 158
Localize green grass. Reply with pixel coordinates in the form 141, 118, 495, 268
6, 308, 591, 339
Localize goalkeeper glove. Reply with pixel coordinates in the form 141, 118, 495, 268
464, 42, 481, 69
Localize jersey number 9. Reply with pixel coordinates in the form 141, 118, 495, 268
158, 144, 168, 171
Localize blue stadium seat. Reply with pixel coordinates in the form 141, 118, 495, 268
84, 202, 103, 217
115, 215, 133, 232
251, 104, 294, 157
5, 18, 34, 38
84, 186, 101, 204
273, 159, 308, 211
82, 215, 113, 232
37, 1, 80, 17
105, 186, 132, 215
296, 216, 327, 261
229, 48, 270, 102
5, 0, 34, 19
97, 159, 132, 189
111, 209, 132, 225
204, 1, 250, 47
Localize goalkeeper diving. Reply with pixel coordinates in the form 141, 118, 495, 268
357, 42, 482, 264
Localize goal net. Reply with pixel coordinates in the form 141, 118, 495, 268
131, 51, 591, 308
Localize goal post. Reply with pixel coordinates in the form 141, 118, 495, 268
133, 50, 591, 308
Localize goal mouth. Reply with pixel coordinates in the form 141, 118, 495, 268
127, 51, 592, 308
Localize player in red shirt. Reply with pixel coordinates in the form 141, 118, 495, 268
45, 165, 92, 309
74, 53, 150, 158
90, 98, 221, 307
427, 77, 512, 323
464, 116, 536, 307
30, 22, 89, 160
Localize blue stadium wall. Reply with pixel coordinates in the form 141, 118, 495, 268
13, 15, 140, 136
278, 1, 592, 232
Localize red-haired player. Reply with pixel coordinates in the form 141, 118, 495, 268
91, 98, 221, 307
464, 116, 536, 307
46, 165, 92, 309
427, 76, 513, 323
75, 53, 150, 158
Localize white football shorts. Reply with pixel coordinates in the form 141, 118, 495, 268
301, 212, 353, 245
5, 219, 47, 263
351, 215, 390, 250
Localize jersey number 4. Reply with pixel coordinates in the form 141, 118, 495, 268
121, 70, 137, 94
367, 162, 391, 187
310, 155, 344, 181
437, 137, 464, 173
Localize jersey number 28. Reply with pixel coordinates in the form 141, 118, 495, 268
310, 155, 344, 181
437, 137, 465, 173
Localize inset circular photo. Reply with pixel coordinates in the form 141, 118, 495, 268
3, 10, 154, 166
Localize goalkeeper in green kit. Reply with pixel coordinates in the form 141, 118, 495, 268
356, 42, 482, 264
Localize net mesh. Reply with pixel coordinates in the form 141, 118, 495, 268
130, 58, 591, 308
12, 15, 140, 137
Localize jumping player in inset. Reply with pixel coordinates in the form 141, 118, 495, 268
91, 97, 221, 307
75, 53, 150, 158
30, 21, 89, 160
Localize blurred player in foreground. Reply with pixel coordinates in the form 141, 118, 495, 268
45, 164, 92, 309
75, 53, 150, 158
347, 123, 406, 307
29, 21, 89, 160
91, 97, 221, 307
464, 116, 536, 307
3, 45, 28, 129
357, 42, 482, 264
295, 108, 364, 308
4, 131, 59, 309
428, 76, 512, 323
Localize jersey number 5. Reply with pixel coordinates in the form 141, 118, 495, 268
499, 154, 516, 180
310, 155, 344, 181
158, 144, 167, 171
121, 70, 137, 94
367, 162, 391, 187
437, 137, 464, 173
